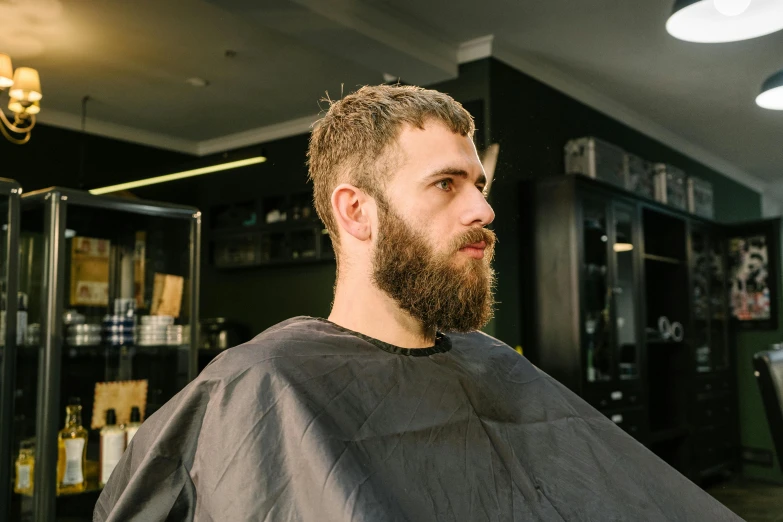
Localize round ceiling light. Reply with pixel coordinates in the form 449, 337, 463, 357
714, 0, 752, 16
666, 0, 783, 43
757, 70, 783, 109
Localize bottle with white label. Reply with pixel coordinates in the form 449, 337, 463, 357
14, 439, 35, 495
100, 409, 125, 486
57, 398, 88, 494
125, 406, 142, 445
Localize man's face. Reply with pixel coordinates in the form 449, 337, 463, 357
371, 120, 497, 333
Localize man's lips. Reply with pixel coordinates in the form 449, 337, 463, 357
459, 241, 487, 259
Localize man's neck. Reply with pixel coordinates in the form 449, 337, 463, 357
328, 275, 437, 348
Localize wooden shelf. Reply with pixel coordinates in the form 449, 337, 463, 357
643, 253, 683, 265
645, 339, 685, 346
211, 219, 323, 236
649, 426, 690, 444
214, 255, 335, 270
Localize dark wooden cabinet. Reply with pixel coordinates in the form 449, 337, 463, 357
520, 175, 763, 483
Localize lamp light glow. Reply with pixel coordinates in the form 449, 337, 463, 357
667, 0, 783, 42
613, 243, 634, 253
9, 98, 39, 115
757, 70, 783, 110
88, 156, 267, 195
9, 67, 42, 102
0, 54, 13, 88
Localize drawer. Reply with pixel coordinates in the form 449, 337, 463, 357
692, 399, 733, 427
694, 374, 731, 400
586, 386, 642, 411
603, 407, 646, 439
693, 434, 735, 473
692, 423, 738, 448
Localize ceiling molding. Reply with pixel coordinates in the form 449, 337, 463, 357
492, 40, 771, 196
764, 182, 783, 217
458, 35, 494, 64
196, 114, 318, 156
37, 108, 199, 155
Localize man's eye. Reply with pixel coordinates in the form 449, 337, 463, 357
435, 179, 452, 191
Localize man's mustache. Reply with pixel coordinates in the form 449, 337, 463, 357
451, 228, 497, 254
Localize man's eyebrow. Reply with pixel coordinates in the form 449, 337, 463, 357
423, 167, 487, 185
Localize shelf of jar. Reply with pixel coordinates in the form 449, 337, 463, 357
16, 343, 194, 358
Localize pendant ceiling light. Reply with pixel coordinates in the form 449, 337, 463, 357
666, 0, 783, 43
757, 70, 783, 109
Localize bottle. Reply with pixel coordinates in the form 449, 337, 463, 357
100, 409, 125, 486
125, 406, 142, 445
57, 397, 88, 494
14, 439, 35, 495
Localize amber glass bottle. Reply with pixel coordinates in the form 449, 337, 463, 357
13, 439, 35, 495
57, 397, 88, 494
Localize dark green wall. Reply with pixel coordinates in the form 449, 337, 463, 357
3, 124, 195, 192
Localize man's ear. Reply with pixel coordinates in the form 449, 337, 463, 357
331, 183, 373, 241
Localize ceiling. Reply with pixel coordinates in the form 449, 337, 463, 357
3, 0, 782, 203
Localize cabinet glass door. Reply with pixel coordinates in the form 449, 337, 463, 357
710, 233, 729, 371
12, 224, 46, 522
691, 225, 711, 373
582, 199, 612, 383
0, 187, 21, 522
612, 205, 639, 381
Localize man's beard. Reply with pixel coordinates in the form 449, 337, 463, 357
371, 203, 496, 333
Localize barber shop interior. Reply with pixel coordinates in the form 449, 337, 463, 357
1, 1, 783, 521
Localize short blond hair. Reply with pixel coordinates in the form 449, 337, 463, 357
307, 84, 475, 243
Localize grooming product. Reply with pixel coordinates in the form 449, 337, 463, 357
57, 398, 88, 494
100, 408, 125, 486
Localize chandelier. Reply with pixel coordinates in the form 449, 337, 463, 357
0, 53, 42, 145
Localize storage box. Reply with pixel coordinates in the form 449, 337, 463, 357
687, 177, 714, 219
625, 153, 654, 199
564, 138, 654, 199
653, 164, 687, 211
564, 137, 626, 188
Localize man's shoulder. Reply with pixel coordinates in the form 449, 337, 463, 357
196, 316, 366, 382
448, 330, 527, 361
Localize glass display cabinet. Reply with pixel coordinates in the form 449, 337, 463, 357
8, 188, 200, 522
0, 178, 21, 522
521, 175, 771, 484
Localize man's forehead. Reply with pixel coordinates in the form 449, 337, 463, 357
394, 121, 482, 176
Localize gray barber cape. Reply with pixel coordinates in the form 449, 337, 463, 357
94, 316, 740, 521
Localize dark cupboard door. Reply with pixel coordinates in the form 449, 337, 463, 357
612, 204, 640, 382
691, 225, 712, 373
581, 197, 613, 384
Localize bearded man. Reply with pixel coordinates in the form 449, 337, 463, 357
94, 85, 739, 521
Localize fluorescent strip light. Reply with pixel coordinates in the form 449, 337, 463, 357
88, 156, 266, 195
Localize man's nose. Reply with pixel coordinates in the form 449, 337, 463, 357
460, 189, 495, 227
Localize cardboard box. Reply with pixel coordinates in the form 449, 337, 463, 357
70, 237, 111, 306
653, 164, 688, 211
688, 177, 714, 219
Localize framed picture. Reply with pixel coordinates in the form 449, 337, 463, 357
726, 218, 781, 330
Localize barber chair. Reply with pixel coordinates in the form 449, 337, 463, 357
753, 349, 783, 470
